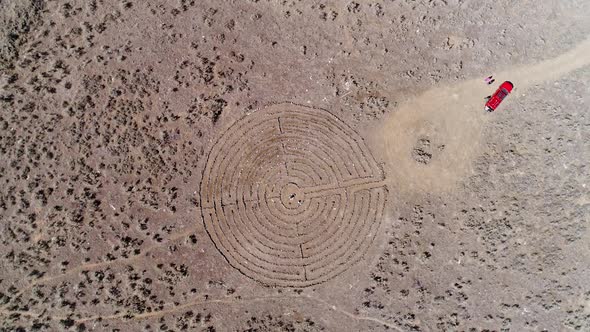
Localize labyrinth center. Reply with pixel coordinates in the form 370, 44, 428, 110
200, 103, 387, 287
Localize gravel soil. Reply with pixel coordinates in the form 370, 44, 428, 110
1, 0, 589, 331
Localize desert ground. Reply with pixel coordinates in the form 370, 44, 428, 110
1, 0, 590, 331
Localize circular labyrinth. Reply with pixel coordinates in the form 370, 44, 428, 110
200, 103, 388, 287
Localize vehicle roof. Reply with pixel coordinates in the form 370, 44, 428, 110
501, 81, 514, 92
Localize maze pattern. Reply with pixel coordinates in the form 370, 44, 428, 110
200, 103, 387, 287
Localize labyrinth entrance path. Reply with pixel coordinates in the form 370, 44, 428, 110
200, 103, 388, 287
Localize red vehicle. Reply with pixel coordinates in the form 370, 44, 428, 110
485, 81, 514, 112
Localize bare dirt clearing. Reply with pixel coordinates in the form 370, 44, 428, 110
372, 36, 590, 194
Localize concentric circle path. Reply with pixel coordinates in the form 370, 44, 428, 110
200, 103, 388, 287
